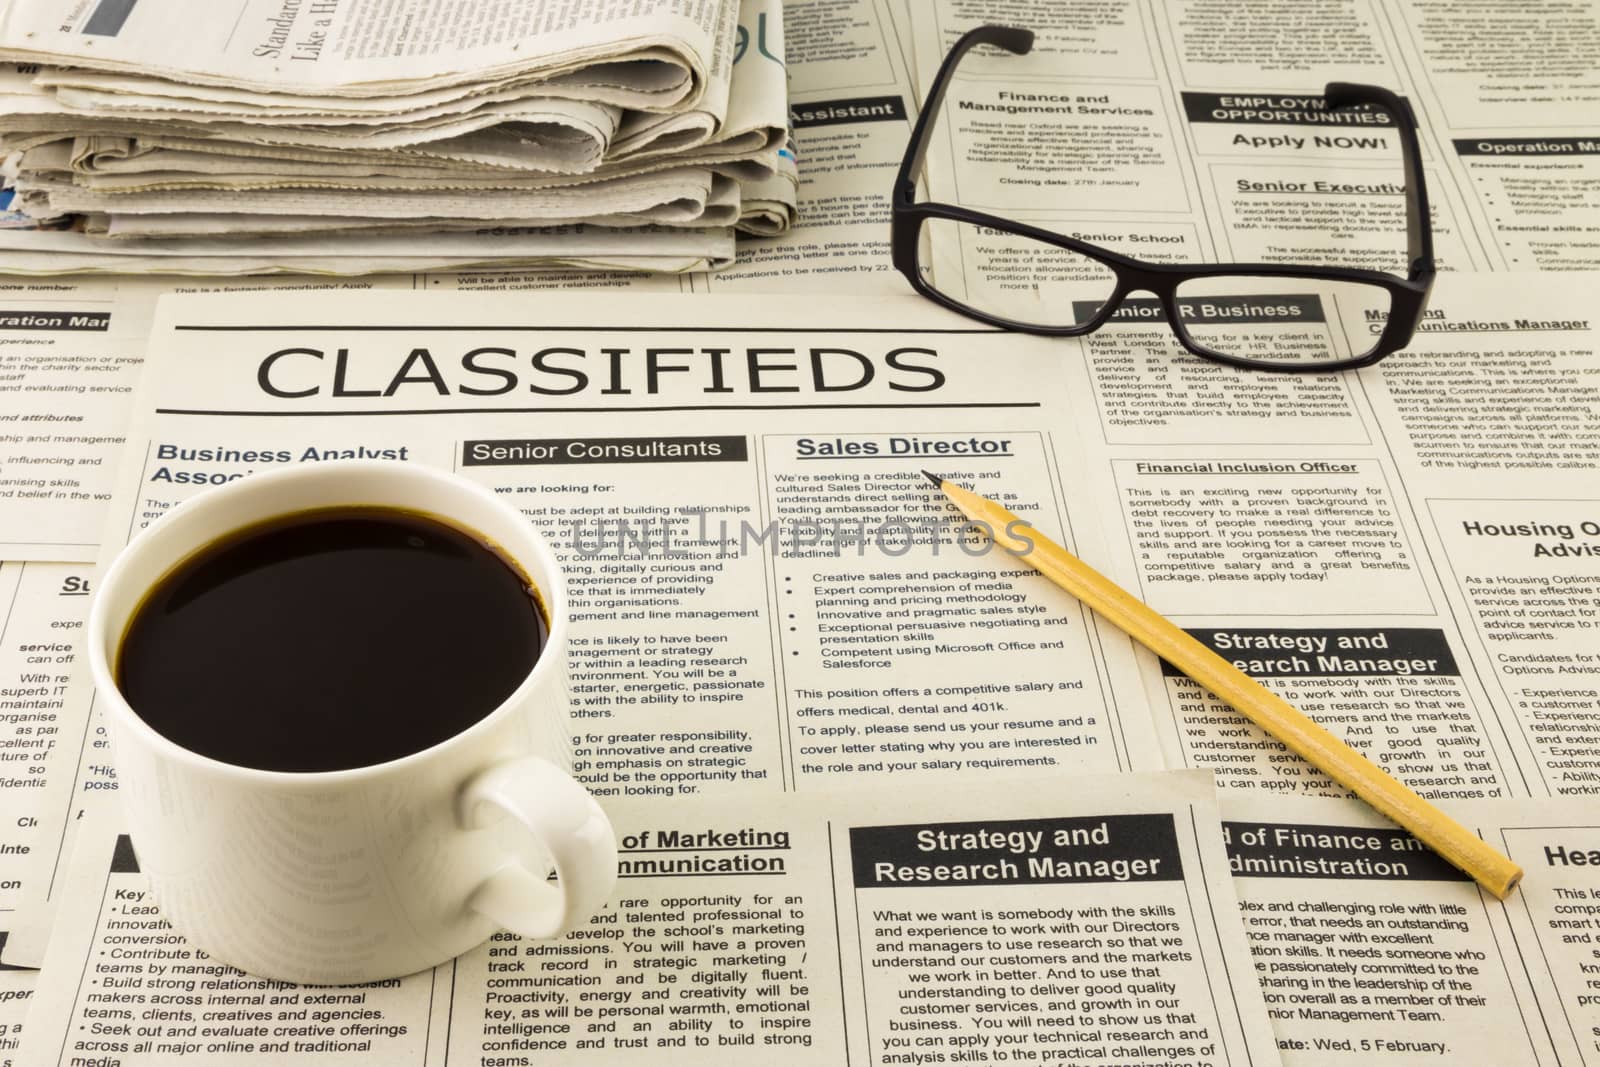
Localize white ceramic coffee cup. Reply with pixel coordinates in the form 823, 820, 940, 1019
87, 459, 617, 984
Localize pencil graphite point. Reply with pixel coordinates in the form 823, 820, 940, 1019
922, 469, 944, 488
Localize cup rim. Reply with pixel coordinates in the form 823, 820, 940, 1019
88, 459, 568, 787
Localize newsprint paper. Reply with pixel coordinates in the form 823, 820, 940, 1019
19, 771, 1283, 1066
0, 290, 1168, 963
0, 0, 720, 99
1220, 793, 1600, 1065
8, 275, 1600, 969
4, 281, 1600, 1067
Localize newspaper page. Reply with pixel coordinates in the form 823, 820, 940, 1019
0, 562, 94, 950
1219, 793, 1600, 1065
0, 962, 32, 1067
0, 670, 99, 969
908, 0, 1600, 305
0, 227, 738, 280
0, 281, 146, 559
1478, 798, 1600, 1064
17, 770, 1282, 1067
1033, 268, 1600, 804
0, 289, 1171, 966
1220, 794, 1556, 1064
0, 0, 722, 100
105, 290, 1166, 790
0, 274, 413, 965
0, 0, 788, 262
896, 0, 1600, 802
0, 275, 415, 561
1373, 0, 1600, 272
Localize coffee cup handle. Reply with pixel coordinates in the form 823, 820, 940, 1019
459, 756, 618, 940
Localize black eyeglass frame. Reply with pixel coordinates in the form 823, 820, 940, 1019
891, 24, 1437, 373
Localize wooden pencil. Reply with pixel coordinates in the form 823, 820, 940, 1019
924, 470, 1523, 900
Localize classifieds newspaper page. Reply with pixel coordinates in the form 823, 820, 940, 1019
1345, 276, 1600, 801
101, 291, 1162, 794
0, 280, 148, 560
19, 771, 1282, 1067
0, 274, 417, 561
908, 0, 1600, 304
1055, 270, 1600, 803
0, 563, 94, 953
1477, 798, 1600, 1065
0, 963, 30, 1067
1219, 793, 1600, 1065
1221, 794, 1551, 1064
1377, 0, 1600, 271
0, 275, 413, 968
0, 286, 1169, 956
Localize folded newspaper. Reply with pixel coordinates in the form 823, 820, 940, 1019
0, 0, 796, 274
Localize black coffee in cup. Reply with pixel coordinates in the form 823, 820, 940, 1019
116, 506, 547, 773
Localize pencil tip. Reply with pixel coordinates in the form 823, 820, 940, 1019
922, 469, 944, 487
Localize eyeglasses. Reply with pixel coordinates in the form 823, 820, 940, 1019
892, 25, 1437, 373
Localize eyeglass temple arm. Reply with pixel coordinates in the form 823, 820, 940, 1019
1325, 82, 1436, 284
895, 25, 1034, 204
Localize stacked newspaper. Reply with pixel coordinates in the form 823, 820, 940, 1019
0, 0, 796, 274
